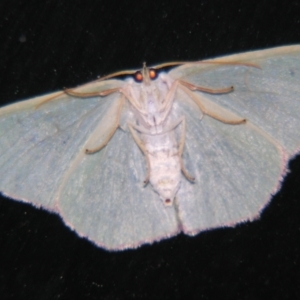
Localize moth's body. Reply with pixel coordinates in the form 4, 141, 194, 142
122, 66, 182, 205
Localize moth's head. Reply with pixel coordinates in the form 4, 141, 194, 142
134, 63, 158, 85
98, 61, 183, 84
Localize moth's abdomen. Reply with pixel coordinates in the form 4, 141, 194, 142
145, 133, 181, 206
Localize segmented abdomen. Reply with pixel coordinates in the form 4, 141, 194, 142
143, 131, 181, 206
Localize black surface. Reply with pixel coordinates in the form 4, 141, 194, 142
0, 0, 299, 299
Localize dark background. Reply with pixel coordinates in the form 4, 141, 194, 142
0, 0, 300, 299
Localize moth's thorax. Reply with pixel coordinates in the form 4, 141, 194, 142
127, 74, 173, 128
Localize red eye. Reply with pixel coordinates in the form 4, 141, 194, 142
134, 71, 143, 82
149, 68, 157, 80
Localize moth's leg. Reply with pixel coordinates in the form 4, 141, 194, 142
179, 79, 233, 94
64, 87, 121, 98
121, 85, 146, 113
177, 116, 195, 181
179, 84, 246, 125
37, 87, 121, 108
129, 123, 151, 135
85, 97, 124, 154
128, 123, 151, 184
159, 80, 179, 121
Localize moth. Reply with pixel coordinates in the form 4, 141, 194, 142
1, 45, 300, 250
